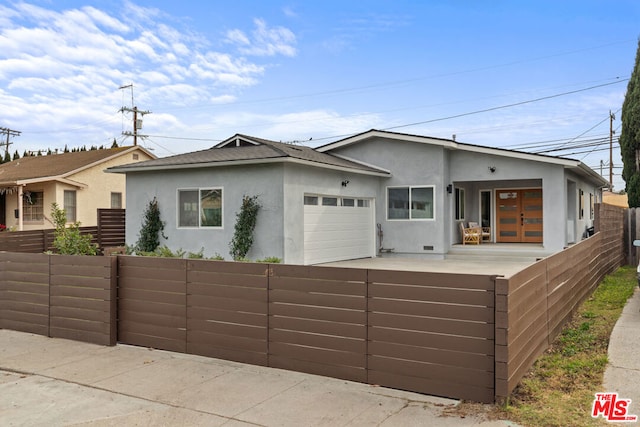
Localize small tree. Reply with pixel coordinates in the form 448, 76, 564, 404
136, 197, 166, 253
621, 39, 640, 206
229, 195, 260, 260
51, 203, 98, 255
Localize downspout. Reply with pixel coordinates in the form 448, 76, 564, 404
17, 185, 23, 231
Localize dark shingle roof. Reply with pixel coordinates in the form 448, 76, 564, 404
108, 134, 389, 175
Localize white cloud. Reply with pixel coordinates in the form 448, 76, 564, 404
226, 18, 297, 57
0, 2, 300, 153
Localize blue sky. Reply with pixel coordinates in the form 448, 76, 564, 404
1, 1, 638, 190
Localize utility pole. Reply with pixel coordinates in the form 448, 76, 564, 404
609, 111, 615, 191
119, 84, 150, 146
119, 106, 151, 146
0, 127, 20, 159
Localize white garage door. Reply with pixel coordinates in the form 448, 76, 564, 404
303, 195, 374, 265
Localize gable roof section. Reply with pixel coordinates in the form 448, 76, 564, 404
0, 146, 153, 187
108, 134, 390, 176
317, 129, 609, 186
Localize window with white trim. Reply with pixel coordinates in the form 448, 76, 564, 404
178, 188, 222, 228
64, 190, 76, 222
23, 191, 44, 221
387, 186, 434, 220
111, 192, 122, 209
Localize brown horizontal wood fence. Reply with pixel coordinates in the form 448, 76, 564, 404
117, 258, 496, 403
495, 203, 626, 400
0, 208, 125, 253
0, 252, 117, 346
0, 203, 628, 403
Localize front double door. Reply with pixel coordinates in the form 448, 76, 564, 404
496, 189, 543, 243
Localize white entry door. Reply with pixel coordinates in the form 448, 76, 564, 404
303, 195, 374, 265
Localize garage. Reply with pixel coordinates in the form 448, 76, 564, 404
303, 194, 375, 265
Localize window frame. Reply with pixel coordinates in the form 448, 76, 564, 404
386, 185, 436, 221
454, 187, 465, 220
23, 191, 44, 222
177, 187, 223, 229
111, 192, 122, 209
63, 190, 77, 223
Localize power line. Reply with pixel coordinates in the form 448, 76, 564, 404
381, 79, 628, 132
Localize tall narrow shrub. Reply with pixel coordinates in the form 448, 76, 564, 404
136, 197, 166, 253
229, 195, 260, 260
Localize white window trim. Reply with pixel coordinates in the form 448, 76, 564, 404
176, 187, 224, 229
386, 185, 436, 221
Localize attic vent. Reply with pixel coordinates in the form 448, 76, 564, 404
132, 153, 139, 160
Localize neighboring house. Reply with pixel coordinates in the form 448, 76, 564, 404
108, 130, 608, 264
603, 190, 628, 208
0, 146, 155, 231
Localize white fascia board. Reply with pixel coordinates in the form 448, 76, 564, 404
319, 129, 578, 167
108, 157, 391, 177
16, 176, 87, 189
329, 153, 392, 174
317, 130, 455, 152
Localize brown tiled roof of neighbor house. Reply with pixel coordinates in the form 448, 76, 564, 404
108, 134, 390, 175
0, 147, 138, 185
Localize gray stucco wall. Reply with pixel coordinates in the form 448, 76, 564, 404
282, 163, 380, 264
331, 137, 448, 256
124, 164, 285, 261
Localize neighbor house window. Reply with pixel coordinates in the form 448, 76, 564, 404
111, 192, 122, 209
64, 190, 76, 222
178, 188, 222, 228
455, 188, 465, 220
387, 186, 434, 220
23, 191, 44, 221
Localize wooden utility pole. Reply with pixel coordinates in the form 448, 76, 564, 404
0, 127, 20, 159
119, 84, 150, 146
120, 106, 151, 146
609, 111, 615, 191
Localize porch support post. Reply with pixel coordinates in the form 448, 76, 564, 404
17, 185, 23, 231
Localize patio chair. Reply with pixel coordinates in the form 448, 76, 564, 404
460, 222, 481, 245
469, 222, 491, 242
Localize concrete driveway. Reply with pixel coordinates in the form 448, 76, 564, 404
321, 256, 536, 277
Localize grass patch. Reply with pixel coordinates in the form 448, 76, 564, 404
496, 265, 637, 427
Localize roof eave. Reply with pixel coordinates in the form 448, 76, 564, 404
108, 156, 390, 177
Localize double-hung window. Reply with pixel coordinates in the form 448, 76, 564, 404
64, 190, 77, 222
178, 188, 223, 228
387, 186, 435, 220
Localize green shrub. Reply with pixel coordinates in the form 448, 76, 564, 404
256, 256, 282, 263
50, 203, 98, 255
136, 197, 166, 253
229, 195, 260, 261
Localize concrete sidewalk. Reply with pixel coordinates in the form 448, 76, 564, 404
604, 286, 640, 420
0, 330, 518, 426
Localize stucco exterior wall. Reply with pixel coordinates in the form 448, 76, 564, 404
65, 149, 154, 227
282, 163, 381, 265
3, 148, 153, 231
124, 163, 285, 261
330, 137, 448, 256
4, 181, 57, 230
449, 149, 576, 252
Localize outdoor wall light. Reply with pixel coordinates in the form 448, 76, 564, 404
341, 180, 349, 187
446, 184, 453, 194
488, 166, 497, 173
